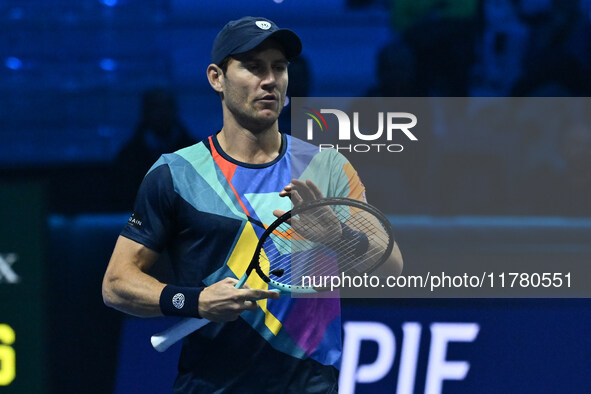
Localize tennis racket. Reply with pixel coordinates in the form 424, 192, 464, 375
151, 197, 394, 352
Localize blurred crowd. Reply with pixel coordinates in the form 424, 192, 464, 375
352, 0, 591, 216
67, 0, 591, 217
3, 0, 590, 217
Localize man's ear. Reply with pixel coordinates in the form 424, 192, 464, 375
207, 64, 224, 94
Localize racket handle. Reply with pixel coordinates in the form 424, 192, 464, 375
152, 275, 249, 351
151, 317, 209, 352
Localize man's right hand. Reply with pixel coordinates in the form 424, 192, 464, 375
198, 277, 280, 322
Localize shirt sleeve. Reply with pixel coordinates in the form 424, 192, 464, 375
326, 150, 367, 202
296, 147, 367, 202
120, 161, 176, 253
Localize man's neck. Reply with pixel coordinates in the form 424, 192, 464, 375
217, 121, 282, 165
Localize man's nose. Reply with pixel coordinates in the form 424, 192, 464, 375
261, 68, 277, 88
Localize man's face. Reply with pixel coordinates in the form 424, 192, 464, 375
220, 41, 289, 131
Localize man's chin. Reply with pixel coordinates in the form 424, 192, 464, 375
256, 109, 281, 123
241, 113, 280, 133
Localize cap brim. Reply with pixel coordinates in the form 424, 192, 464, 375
230, 28, 302, 61
267, 29, 302, 60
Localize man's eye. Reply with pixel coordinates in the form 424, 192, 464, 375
247, 64, 261, 72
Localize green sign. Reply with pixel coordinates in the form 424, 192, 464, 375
0, 182, 47, 394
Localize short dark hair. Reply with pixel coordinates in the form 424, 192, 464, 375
217, 56, 231, 74
214, 57, 232, 100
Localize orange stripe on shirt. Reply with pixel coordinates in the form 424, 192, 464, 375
343, 162, 366, 202
209, 136, 251, 216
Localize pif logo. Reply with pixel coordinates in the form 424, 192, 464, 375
304, 107, 418, 153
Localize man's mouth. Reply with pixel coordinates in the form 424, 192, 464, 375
257, 94, 277, 102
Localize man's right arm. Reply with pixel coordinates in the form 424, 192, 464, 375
102, 235, 165, 317
102, 236, 280, 320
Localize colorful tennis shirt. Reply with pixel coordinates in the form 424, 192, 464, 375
121, 132, 365, 393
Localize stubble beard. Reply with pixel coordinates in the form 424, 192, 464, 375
227, 99, 283, 134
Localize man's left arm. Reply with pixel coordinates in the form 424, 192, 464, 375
275, 178, 403, 277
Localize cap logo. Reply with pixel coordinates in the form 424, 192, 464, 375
255, 21, 272, 30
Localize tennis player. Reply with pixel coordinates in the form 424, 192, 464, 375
103, 16, 402, 393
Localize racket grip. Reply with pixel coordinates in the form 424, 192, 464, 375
151, 317, 209, 352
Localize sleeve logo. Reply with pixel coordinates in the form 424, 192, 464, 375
127, 213, 143, 228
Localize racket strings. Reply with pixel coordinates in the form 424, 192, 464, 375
285, 237, 389, 288
259, 205, 391, 288
268, 241, 388, 287
292, 226, 390, 282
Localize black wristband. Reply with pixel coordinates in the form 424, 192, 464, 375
340, 223, 370, 258
159, 285, 204, 318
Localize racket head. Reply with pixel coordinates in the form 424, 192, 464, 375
250, 197, 394, 294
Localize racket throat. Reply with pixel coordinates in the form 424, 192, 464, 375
270, 268, 284, 278
253, 267, 284, 286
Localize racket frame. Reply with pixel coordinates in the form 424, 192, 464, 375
248, 197, 394, 294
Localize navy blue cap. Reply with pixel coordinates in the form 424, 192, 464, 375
211, 16, 302, 65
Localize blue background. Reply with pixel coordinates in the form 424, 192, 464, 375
1, 0, 591, 393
